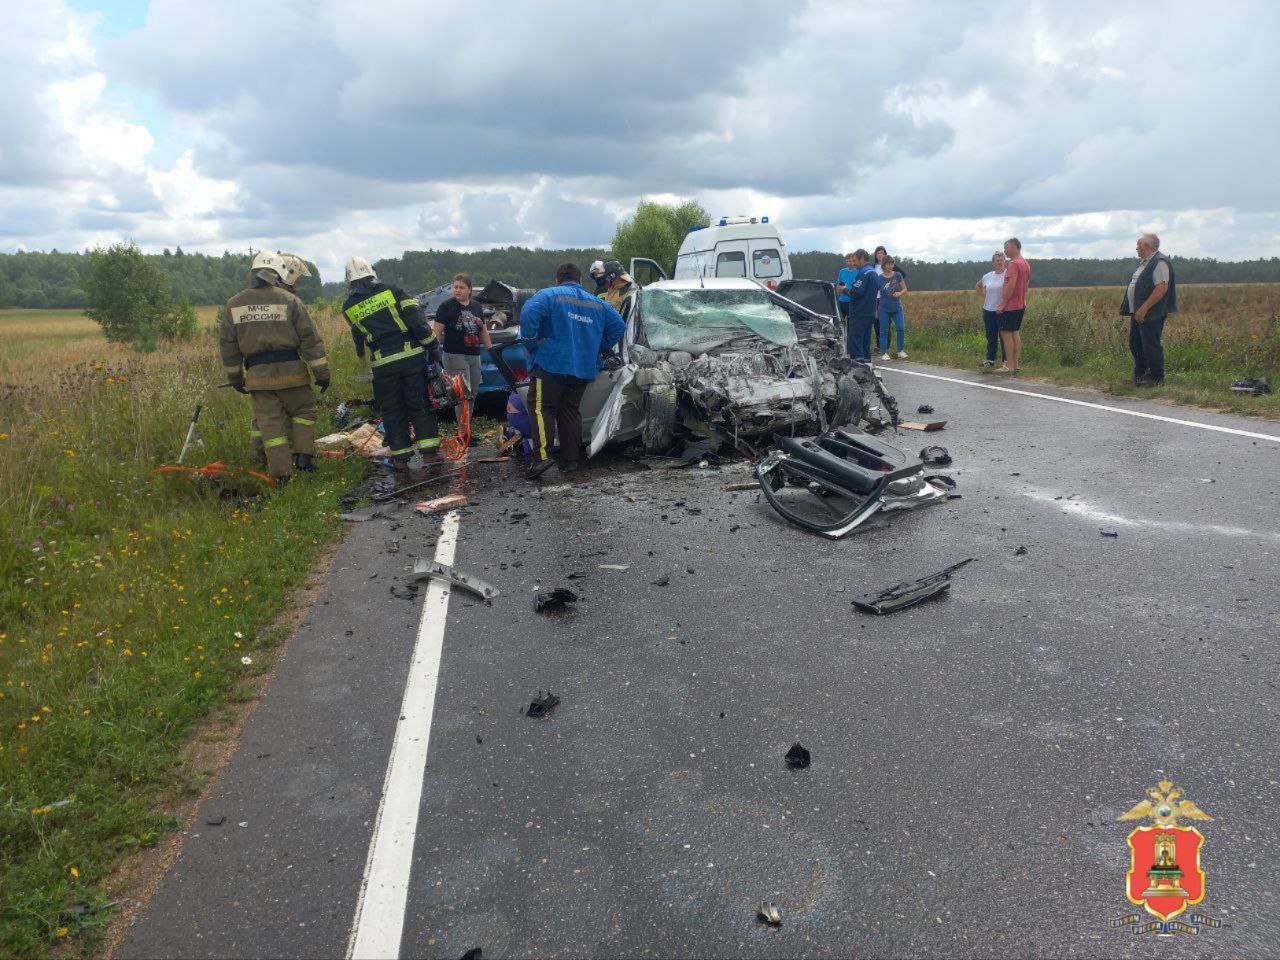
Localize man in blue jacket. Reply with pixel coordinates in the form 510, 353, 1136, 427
519, 262, 627, 479
842, 248, 878, 360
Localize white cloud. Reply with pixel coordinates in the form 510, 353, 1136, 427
2, 0, 1278, 280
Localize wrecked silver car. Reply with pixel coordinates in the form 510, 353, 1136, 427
571, 278, 899, 457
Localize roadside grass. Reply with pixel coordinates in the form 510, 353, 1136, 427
0, 306, 373, 957
901, 284, 1280, 418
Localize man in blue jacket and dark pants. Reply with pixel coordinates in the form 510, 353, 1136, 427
519, 262, 627, 479
843, 248, 878, 360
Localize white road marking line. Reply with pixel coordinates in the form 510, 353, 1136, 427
881, 367, 1280, 443
347, 511, 460, 960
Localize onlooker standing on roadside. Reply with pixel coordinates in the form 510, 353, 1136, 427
842, 249, 878, 360
870, 245, 888, 349
996, 237, 1031, 373
975, 251, 1008, 368
434, 273, 493, 400
1120, 232, 1177, 386
876, 255, 908, 360
836, 252, 858, 338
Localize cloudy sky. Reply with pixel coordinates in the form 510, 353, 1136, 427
3, 0, 1278, 281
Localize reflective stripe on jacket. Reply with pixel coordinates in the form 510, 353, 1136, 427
342, 282, 437, 370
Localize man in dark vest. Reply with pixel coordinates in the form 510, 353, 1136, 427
1120, 233, 1178, 386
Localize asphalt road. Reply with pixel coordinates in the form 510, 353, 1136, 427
117, 364, 1280, 959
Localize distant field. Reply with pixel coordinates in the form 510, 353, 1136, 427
0, 306, 220, 374
902, 282, 1280, 418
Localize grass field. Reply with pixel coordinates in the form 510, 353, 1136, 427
899, 283, 1280, 417
0, 306, 374, 957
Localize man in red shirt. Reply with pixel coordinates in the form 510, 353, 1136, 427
996, 237, 1031, 374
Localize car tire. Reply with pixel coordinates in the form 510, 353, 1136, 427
828, 374, 864, 429
641, 384, 678, 454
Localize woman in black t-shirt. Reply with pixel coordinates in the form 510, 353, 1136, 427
433, 273, 493, 399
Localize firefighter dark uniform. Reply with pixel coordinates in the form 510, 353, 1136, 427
342, 278, 441, 466
220, 271, 329, 480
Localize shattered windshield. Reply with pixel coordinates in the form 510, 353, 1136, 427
641, 287, 799, 353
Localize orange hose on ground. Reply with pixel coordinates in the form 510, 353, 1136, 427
441, 395, 471, 461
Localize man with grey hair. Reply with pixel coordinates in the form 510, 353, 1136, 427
1120, 233, 1178, 386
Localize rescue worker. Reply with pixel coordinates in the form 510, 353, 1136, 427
247, 252, 314, 464
598, 259, 639, 322
219, 251, 330, 482
588, 259, 608, 294
519, 262, 626, 479
341, 256, 442, 471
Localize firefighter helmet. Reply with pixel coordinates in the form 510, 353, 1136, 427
250, 250, 288, 285
277, 252, 312, 289
345, 256, 377, 284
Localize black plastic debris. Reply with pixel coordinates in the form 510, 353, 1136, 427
784, 743, 811, 769
205, 815, 226, 826
757, 902, 783, 926
1230, 376, 1271, 395
525, 690, 560, 719
1014, 545, 1028, 556
534, 588, 577, 613
924, 474, 956, 490
916, 404, 935, 414
920, 445, 952, 466
651, 576, 670, 587
509, 512, 529, 523
1100, 529, 1119, 538
460, 948, 483, 960
853, 558, 974, 614
565, 571, 588, 580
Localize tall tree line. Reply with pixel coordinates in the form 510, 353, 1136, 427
0, 249, 321, 309
4, 247, 1280, 309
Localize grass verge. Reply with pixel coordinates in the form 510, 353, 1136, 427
0, 306, 370, 957
898, 284, 1280, 418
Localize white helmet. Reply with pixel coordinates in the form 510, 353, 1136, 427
251, 250, 288, 284
588, 259, 605, 279
345, 256, 376, 284
277, 251, 312, 289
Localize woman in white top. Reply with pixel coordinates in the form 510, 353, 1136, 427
975, 251, 1008, 369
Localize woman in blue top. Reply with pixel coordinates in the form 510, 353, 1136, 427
876, 255, 908, 360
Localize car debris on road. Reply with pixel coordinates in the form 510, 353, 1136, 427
524, 690, 560, 719
852, 558, 974, 614
534, 588, 577, 614
784, 743, 811, 769
414, 494, 468, 515
757, 902, 783, 926
757, 429, 954, 538
410, 560, 499, 603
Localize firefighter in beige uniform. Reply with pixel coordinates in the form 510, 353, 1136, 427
246, 251, 314, 464
220, 251, 330, 481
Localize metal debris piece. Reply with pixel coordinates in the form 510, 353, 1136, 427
757, 902, 783, 926
411, 559, 499, 602
853, 558, 974, 614
899, 420, 947, 431
525, 690, 560, 719
534, 588, 578, 614
919, 445, 952, 466
414, 494, 468, 515
1230, 376, 1271, 395
784, 743, 811, 769
725, 481, 758, 491
598, 563, 630, 571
